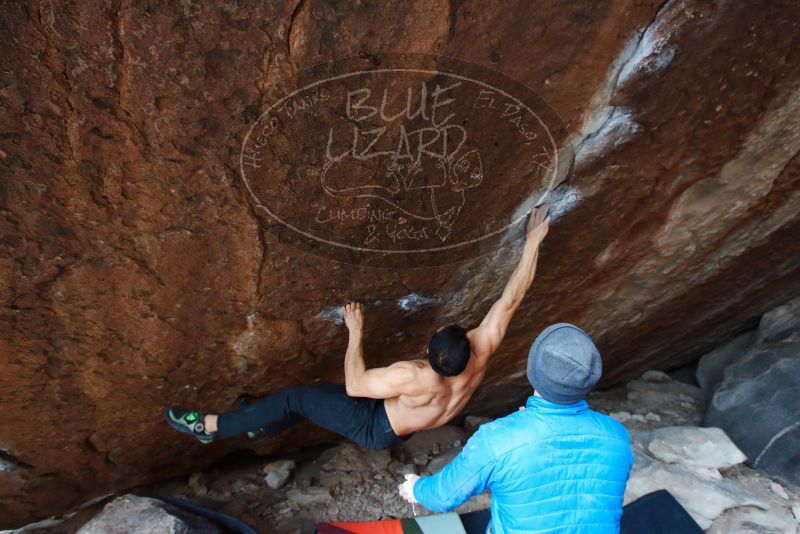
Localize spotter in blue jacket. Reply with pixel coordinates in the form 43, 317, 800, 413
414, 395, 633, 534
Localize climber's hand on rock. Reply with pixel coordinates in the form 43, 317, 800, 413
398, 473, 420, 504
527, 204, 550, 245
343, 301, 364, 332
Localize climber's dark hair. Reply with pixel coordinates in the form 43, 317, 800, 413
428, 325, 471, 376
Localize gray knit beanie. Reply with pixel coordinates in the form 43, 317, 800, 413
527, 323, 602, 404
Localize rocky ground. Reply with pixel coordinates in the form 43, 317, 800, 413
13, 368, 800, 534
594, 370, 800, 533
150, 424, 489, 533
148, 365, 798, 534
131, 368, 797, 533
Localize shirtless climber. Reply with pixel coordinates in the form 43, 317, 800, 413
164, 205, 550, 449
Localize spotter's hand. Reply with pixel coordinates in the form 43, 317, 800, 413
342, 302, 364, 333
398, 473, 420, 504
527, 204, 550, 245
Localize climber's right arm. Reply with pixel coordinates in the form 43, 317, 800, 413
469, 205, 549, 365
343, 301, 419, 399
345, 361, 419, 399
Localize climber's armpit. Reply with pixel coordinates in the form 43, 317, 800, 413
345, 361, 421, 400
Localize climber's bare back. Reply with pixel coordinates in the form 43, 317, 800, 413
383, 333, 491, 436
343, 205, 550, 438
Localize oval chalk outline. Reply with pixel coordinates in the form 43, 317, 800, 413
240, 66, 560, 255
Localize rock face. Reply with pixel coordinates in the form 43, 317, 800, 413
76, 495, 221, 534
758, 295, 800, 342
705, 340, 800, 488
2, 0, 800, 527
695, 331, 757, 393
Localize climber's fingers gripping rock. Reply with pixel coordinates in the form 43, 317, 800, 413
343, 301, 364, 332
527, 203, 550, 245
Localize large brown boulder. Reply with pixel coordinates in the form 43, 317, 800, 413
1, 0, 799, 527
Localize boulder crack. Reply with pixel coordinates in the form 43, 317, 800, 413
286, 0, 307, 67
571, 0, 674, 169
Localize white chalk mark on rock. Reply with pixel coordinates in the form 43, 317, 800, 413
569, 33, 642, 166
231, 312, 267, 374
754, 421, 800, 468
568, 1, 680, 171
0, 448, 20, 472
315, 305, 344, 325
574, 108, 642, 168
396, 293, 439, 313
617, 10, 677, 87
508, 26, 647, 226
546, 186, 583, 222
315, 293, 439, 325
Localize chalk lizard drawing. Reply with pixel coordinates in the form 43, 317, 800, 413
318, 136, 484, 241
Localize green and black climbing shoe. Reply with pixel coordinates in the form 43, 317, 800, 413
164, 407, 215, 444
236, 395, 266, 439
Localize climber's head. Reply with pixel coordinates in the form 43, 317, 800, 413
427, 325, 471, 376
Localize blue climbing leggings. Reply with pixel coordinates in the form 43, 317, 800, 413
216, 381, 406, 450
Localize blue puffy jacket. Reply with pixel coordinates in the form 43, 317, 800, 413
414, 395, 633, 534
